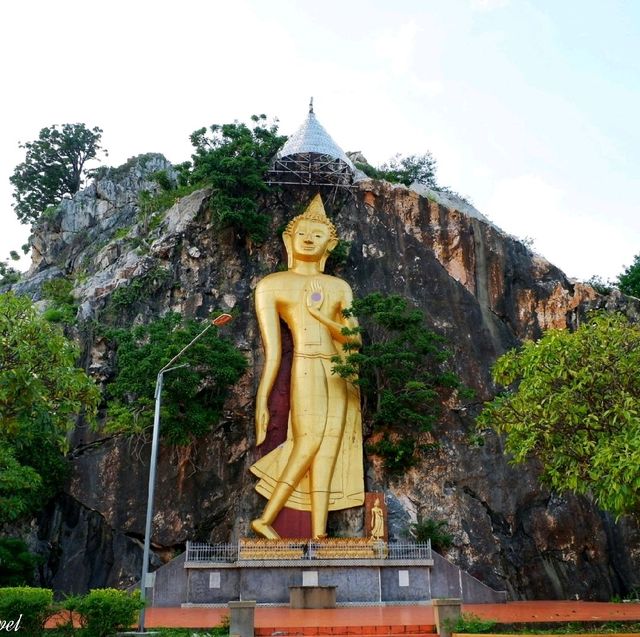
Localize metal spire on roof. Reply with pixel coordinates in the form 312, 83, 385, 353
309, 96, 314, 114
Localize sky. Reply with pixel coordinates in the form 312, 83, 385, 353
0, 0, 638, 282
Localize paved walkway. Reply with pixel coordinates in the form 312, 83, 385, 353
143, 601, 640, 629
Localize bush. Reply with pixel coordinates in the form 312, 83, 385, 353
446, 612, 497, 634
0, 586, 54, 634
408, 517, 453, 552
41, 276, 77, 324
72, 588, 144, 637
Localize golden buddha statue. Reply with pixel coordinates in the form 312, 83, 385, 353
370, 497, 384, 540
250, 194, 364, 540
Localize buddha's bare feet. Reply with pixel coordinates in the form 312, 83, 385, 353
251, 518, 280, 540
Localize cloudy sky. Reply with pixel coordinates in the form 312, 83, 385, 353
1, 0, 638, 281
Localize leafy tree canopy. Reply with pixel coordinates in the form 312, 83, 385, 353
333, 293, 464, 472
183, 114, 286, 243
10, 123, 107, 224
0, 538, 41, 586
0, 292, 99, 523
354, 152, 469, 202
617, 253, 640, 298
356, 153, 438, 188
477, 312, 640, 518
105, 313, 247, 446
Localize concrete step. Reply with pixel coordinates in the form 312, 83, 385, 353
256, 625, 437, 636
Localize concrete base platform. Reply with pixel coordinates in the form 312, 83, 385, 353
145, 551, 506, 607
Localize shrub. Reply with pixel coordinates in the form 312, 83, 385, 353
0, 586, 54, 634
446, 612, 497, 634
41, 276, 77, 324
72, 588, 144, 637
408, 517, 453, 552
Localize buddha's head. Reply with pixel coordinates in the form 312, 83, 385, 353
283, 194, 338, 271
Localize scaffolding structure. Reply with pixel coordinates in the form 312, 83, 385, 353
268, 98, 355, 188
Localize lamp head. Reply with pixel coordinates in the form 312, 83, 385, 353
212, 313, 233, 326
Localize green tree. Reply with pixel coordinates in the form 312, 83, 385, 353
586, 274, 614, 295
186, 114, 286, 243
0, 261, 20, 286
617, 253, 640, 298
379, 152, 438, 187
105, 313, 247, 446
10, 123, 107, 224
333, 293, 463, 472
0, 538, 41, 586
0, 292, 99, 522
355, 152, 438, 188
478, 312, 640, 518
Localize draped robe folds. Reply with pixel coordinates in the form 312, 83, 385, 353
250, 373, 364, 512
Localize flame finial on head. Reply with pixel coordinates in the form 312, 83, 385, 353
283, 194, 337, 240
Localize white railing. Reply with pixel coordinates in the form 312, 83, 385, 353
185, 539, 431, 563
387, 540, 432, 560
186, 541, 238, 563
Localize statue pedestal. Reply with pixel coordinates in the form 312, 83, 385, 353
289, 585, 337, 608
144, 541, 508, 606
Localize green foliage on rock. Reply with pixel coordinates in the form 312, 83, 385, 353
333, 292, 464, 472
41, 276, 77, 324
407, 517, 453, 552
105, 313, 247, 445
10, 123, 107, 224
617, 253, 640, 298
103, 265, 171, 320
0, 537, 41, 586
326, 239, 351, 270
185, 114, 286, 243
586, 274, 614, 295
0, 292, 99, 522
356, 152, 437, 187
355, 152, 469, 201
136, 169, 203, 235
478, 312, 640, 518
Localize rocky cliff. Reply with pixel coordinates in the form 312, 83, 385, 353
11, 154, 640, 600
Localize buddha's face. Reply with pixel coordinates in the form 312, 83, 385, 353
291, 219, 332, 262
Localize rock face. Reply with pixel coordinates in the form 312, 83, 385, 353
12, 156, 640, 600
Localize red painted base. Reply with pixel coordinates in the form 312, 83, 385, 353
272, 507, 312, 539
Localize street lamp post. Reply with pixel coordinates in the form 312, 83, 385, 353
138, 313, 233, 632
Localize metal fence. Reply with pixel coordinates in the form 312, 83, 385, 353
185, 540, 431, 563
185, 542, 238, 563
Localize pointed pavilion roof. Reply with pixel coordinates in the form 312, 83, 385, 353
276, 100, 355, 170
